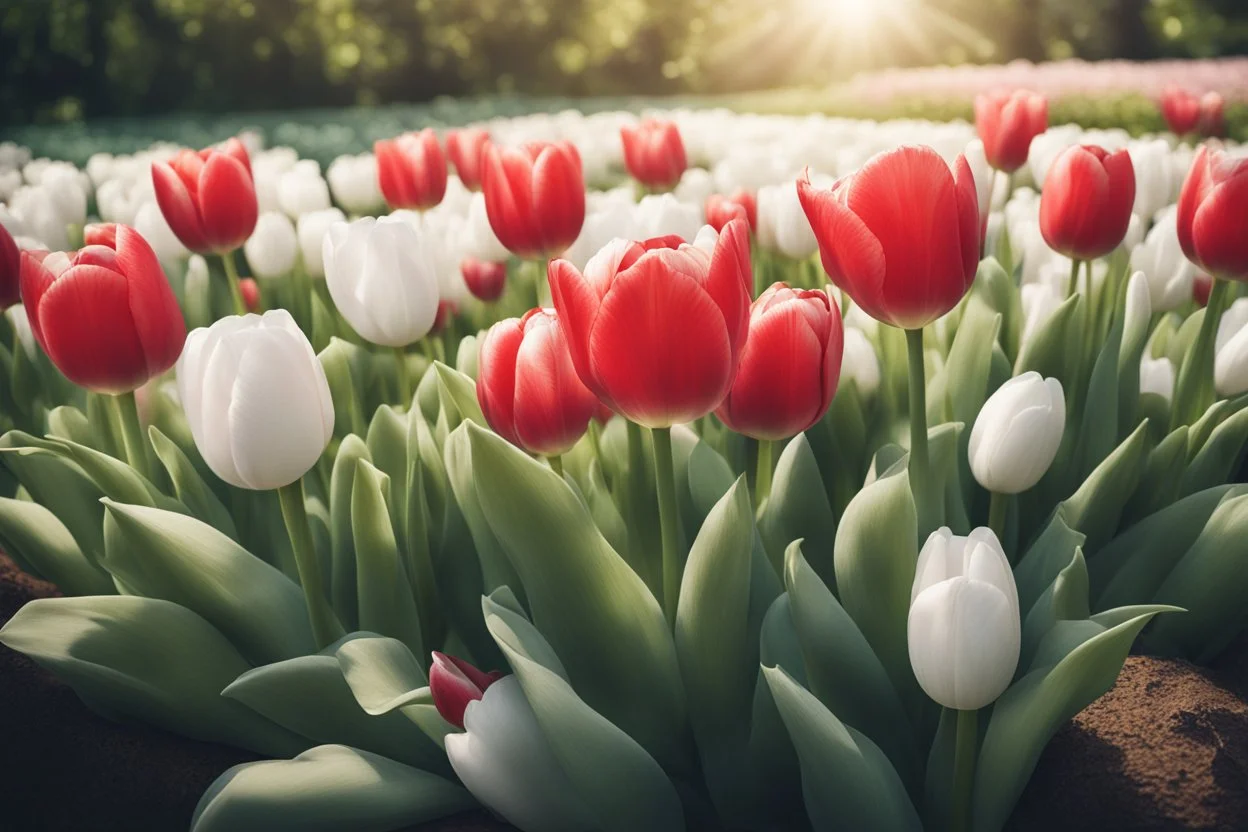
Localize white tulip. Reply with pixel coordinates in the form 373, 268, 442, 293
672, 167, 716, 206
968, 372, 1065, 494
1130, 207, 1195, 313
8, 185, 70, 251
1140, 355, 1175, 403
326, 153, 382, 215
244, 212, 299, 279
0, 168, 24, 202
446, 676, 596, 832
1028, 126, 1081, 189
134, 200, 190, 263
1123, 270, 1152, 339
756, 181, 817, 260
323, 216, 440, 347
277, 160, 332, 218
1020, 282, 1062, 347
838, 327, 880, 398
1116, 213, 1144, 255
908, 526, 1020, 711
634, 193, 703, 243
562, 200, 636, 270
1127, 138, 1176, 221
176, 309, 334, 491
462, 193, 510, 263
296, 208, 346, 278
1215, 298, 1248, 398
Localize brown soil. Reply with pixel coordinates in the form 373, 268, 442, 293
4, 552, 1248, 831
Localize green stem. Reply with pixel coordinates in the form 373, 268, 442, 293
277, 479, 341, 650
625, 418, 659, 597
548, 454, 564, 479
951, 707, 978, 832
1065, 258, 1081, 300
220, 251, 247, 316
1172, 277, 1231, 430
905, 328, 934, 537
111, 390, 149, 480
651, 426, 683, 626
394, 346, 411, 407
754, 438, 773, 511
988, 491, 1009, 555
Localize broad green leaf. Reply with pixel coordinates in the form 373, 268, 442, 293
443, 425, 522, 597
972, 257, 1021, 361
46, 405, 97, 449
1058, 420, 1150, 554
335, 634, 429, 715
0, 497, 113, 595
149, 426, 238, 540
759, 434, 837, 579
191, 745, 472, 832
763, 666, 922, 832
1013, 512, 1086, 615
1014, 293, 1079, 380
415, 359, 442, 425
318, 337, 369, 439
1179, 406, 1248, 499
0, 595, 306, 757
433, 361, 485, 427
352, 461, 424, 660
1019, 548, 1090, 670
482, 593, 568, 680
1073, 314, 1124, 481
1122, 425, 1189, 522
101, 500, 316, 664
0, 433, 108, 562
328, 434, 370, 630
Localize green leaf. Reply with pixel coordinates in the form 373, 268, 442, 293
1073, 314, 1124, 481
759, 434, 837, 579
1020, 548, 1090, 670
352, 461, 424, 660
763, 666, 922, 832
46, 405, 98, 450
149, 426, 239, 540
482, 592, 568, 679
0, 595, 306, 757
463, 420, 689, 773
928, 296, 1001, 438
433, 361, 486, 427
442, 424, 521, 597
318, 338, 369, 439
972, 257, 1022, 361
1058, 420, 1151, 554
1013, 511, 1087, 615
1179, 406, 1248, 499
328, 434, 370, 631
0, 432, 108, 563
1014, 293, 1079, 380
490, 619, 687, 832
50, 435, 182, 512
1123, 425, 1189, 522
0, 497, 113, 595
191, 745, 473, 832
335, 634, 429, 715
101, 500, 317, 665
972, 607, 1169, 832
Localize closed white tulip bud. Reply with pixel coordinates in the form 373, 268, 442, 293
446, 676, 596, 832
1127, 138, 1175, 221
296, 208, 346, 278
244, 211, 298, 279
1215, 297, 1248, 398
757, 181, 818, 260
908, 526, 1020, 710
1129, 207, 1195, 313
1140, 355, 1175, 403
838, 327, 881, 398
968, 372, 1065, 494
323, 216, 440, 347
277, 160, 332, 218
176, 309, 334, 491
634, 193, 703, 243
134, 200, 190, 263
326, 153, 382, 215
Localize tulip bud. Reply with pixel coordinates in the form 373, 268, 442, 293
548, 222, 752, 428
908, 527, 1020, 710
238, 278, 261, 313
244, 211, 298, 279
1140, 355, 1175, 403
151, 137, 258, 255
461, 257, 507, 303
1039, 145, 1135, 262
20, 225, 186, 394
968, 372, 1065, 494
705, 189, 757, 233
1130, 207, 1195, 312
716, 284, 843, 440
277, 160, 332, 218
1127, 138, 1177, 221
296, 208, 346, 279
326, 153, 383, 215
799, 146, 980, 330
445, 128, 491, 192
633, 193, 702, 243
756, 181, 817, 260
620, 119, 688, 191
1160, 86, 1201, 136
322, 216, 440, 347
1176, 146, 1248, 281
481, 141, 585, 259
1, 220, 22, 308
837, 327, 880, 398
1215, 298, 1248, 398
429, 652, 503, 729
176, 309, 334, 490
1199, 92, 1225, 138
973, 90, 1048, 174
477, 308, 600, 456
375, 129, 448, 212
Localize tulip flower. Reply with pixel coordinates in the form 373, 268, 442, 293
481, 141, 585, 259
445, 128, 491, 192
705, 190, 757, 233
151, 137, 258, 256
375, 129, 448, 212
277, 160, 332, 218
1176, 146, 1248, 282
238, 278, 261, 313
1127, 138, 1178, 222
799, 145, 979, 536
756, 181, 817, 261
243, 211, 298, 279
1039, 145, 1135, 267
429, 652, 503, 729
550, 221, 750, 619
1199, 92, 1225, 138
461, 257, 507, 303
1140, 355, 1175, 403
633, 193, 702, 243
973, 89, 1048, 174
478, 308, 601, 460
1130, 208, 1195, 313
620, 118, 688, 191
445, 676, 597, 832
968, 372, 1065, 496
0, 219, 18, 308
326, 153, 382, 215
296, 208, 346, 279
1160, 86, 1202, 136
1214, 298, 1248, 398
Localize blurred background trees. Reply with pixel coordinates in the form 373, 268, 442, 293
1, 0, 1245, 125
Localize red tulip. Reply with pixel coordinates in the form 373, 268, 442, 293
706, 190, 757, 233
446, 128, 491, 191
798, 145, 980, 330
151, 137, 258, 255
1176, 146, 1248, 280
375, 129, 448, 211
238, 277, 261, 312
621, 119, 687, 191
461, 257, 507, 303
0, 220, 20, 309
477, 307, 599, 456
1161, 86, 1202, 136
1200, 92, 1225, 138
83, 222, 118, 248
548, 221, 752, 428
716, 283, 843, 440
482, 141, 585, 259
20, 225, 186, 393
1039, 145, 1135, 262
974, 90, 1048, 173
429, 652, 503, 730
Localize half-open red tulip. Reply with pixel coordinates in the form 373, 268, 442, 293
1177, 145, 1248, 281
1161, 86, 1202, 136
461, 257, 507, 303
481, 141, 585, 259
375, 129, 448, 211
429, 652, 504, 730
446, 128, 491, 192
621, 119, 688, 191
151, 137, 258, 255
974, 89, 1048, 173
1039, 144, 1136, 262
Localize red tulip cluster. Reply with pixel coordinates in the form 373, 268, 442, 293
974, 90, 1048, 173
375, 129, 448, 211
151, 138, 258, 255
1177, 146, 1248, 281
1161, 86, 1225, 138
705, 190, 757, 233
621, 119, 688, 191
1039, 145, 1135, 262
481, 141, 586, 259
446, 128, 491, 191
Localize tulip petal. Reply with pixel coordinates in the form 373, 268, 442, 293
477, 319, 526, 447
18, 252, 55, 348
512, 315, 596, 456
1191, 162, 1248, 278
798, 176, 888, 324
952, 154, 982, 281
114, 225, 186, 378
532, 145, 586, 255
547, 258, 609, 406
152, 161, 210, 253
199, 153, 259, 254
702, 219, 752, 356
1039, 146, 1113, 259
36, 265, 148, 393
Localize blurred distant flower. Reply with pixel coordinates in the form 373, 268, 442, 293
1160, 86, 1201, 136
974, 89, 1047, 173
296, 208, 346, 279
327, 153, 382, 215
705, 189, 757, 233
277, 160, 332, 218
244, 211, 299, 279
621, 118, 687, 191
376, 129, 448, 211
445, 128, 491, 192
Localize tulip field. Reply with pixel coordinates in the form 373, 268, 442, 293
3, 58, 1248, 832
